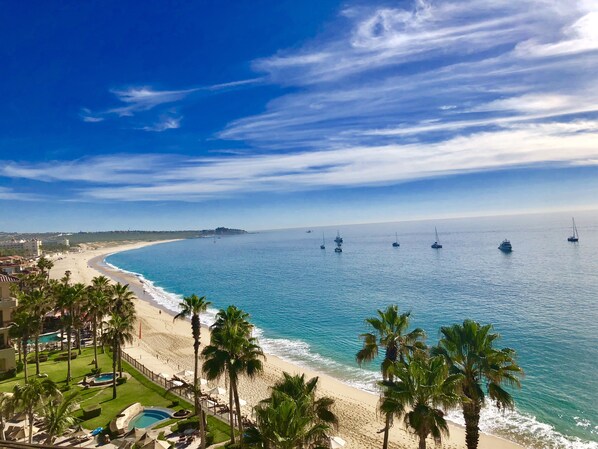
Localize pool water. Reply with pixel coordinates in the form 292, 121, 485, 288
94, 373, 114, 382
127, 409, 172, 430
29, 332, 60, 345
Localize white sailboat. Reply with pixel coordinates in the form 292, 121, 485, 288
392, 233, 400, 247
334, 231, 343, 253
568, 218, 579, 242
320, 233, 326, 250
431, 227, 442, 249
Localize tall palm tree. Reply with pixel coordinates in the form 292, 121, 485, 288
109, 283, 136, 373
102, 313, 135, 399
87, 277, 110, 369
174, 294, 210, 449
202, 305, 265, 443
433, 320, 523, 449
91, 276, 111, 355
380, 354, 462, 449
18, 288, 53, 376
10, 309, 34, 383
54, 283, 86, 385
42, 391, 79, 444
12, 378, 60, 443
356, 305, 426, 449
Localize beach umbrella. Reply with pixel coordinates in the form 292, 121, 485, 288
208, 386, 226, 396
177, 370, 193, 377
123, 428, 147, 442
158, 372, 171, 380
117, 439, 134, 449
172, 380, 183, 387
200, 378, 208, 385
140, 439, 169, 449
238, 398, 247, 407
329, 436, 346, 448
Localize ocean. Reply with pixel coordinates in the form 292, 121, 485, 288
106, 211, 598, 449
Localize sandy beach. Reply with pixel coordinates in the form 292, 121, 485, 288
49, 240, 523, 449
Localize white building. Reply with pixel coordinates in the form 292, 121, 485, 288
0, 239, 42, 257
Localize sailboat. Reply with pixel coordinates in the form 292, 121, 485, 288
568, 218, 579, 242
334, 231, 343, 253
392, 233, 400, 247
320, 233, 326, 250
431, 227, 442, 249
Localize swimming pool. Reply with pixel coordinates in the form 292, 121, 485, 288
94, 373, 114, 382
127, 408, 172, 430
28, 332, 61, 345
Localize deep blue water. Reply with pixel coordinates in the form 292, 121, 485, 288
107, 211, 598, 448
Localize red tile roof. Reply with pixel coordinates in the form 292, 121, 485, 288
0, 274, 19, 283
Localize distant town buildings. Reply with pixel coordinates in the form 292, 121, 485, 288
0, 239, 42, 257
0, 273, 18, 373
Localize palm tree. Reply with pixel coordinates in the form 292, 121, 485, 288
18, 288, 53, 376
433, 320, 524, 449
246, 397, 331, 449
91, 276, 111, 355
87, 277, 110, 369
356, 305, 426, 449
202, 305, 265, 443
36, 256, 54, 279
42, 391, 79, 444
109, 283, 136, 372
12, 377, 60, 443
267, 373, 338, 430
10, 309, 34, 383
174, 294, 210, 449
0, 392, 15, 440
54, 283, 86, 385
380, 354, 462, 449
102, 313, 135, 399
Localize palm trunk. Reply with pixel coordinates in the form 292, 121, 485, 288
60, 328, 64, 351
228, 379, 236, 444
418, 432, 427, 449
28, 411, 34, 444
93, 318, 98, 370
0, 416, 6, 440
22, 337, 28, 383
66, 328, 72, 384
232, 378, 244, 444
382, 413, 391, 449
463, 400, 481, 449
112, 340, 118, 399
118, 345, 123, 377
194, 321, 207, 449
77, 326, 82, 355
35, 334, 40, 376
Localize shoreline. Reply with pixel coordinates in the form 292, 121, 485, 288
50, 240, 523, 449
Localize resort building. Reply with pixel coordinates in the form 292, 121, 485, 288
0, 255, 31, 275
0, 273, 18, 373
0, 239, 42, 257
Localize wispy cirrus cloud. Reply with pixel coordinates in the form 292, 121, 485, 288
3, 118, 598, 201
221, 0, 598, 154
81, 77, 263, 130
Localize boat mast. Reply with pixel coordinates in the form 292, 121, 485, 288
573, 218, 578, 238
435, 227, 440, 243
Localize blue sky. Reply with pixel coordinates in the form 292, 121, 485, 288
2, 0, 598, 231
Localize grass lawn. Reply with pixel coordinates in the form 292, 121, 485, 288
0, 348, 231, 443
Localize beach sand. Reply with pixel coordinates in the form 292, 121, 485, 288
49, 241, 523, 449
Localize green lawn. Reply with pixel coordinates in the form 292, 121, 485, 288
0, 348, 231, 443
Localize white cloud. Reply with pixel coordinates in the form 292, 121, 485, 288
3, 119, 598, 201
140, 115, 182, 132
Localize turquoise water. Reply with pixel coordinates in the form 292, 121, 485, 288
107, 211, 598, 448
94, 373, 114, 382
127, 408, 172, 430
29, 332, 60, 344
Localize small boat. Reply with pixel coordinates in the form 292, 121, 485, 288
334, 231, 343, 253
431, 227, 442, 249
306, 230, 312, 233
392, 233, 400, 247
567, 218, 579, 242
320, 233, 325, 250
498, 239, 512, 252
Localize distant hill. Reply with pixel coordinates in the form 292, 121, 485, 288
0, 228, 247, 245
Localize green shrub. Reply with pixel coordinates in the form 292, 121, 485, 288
81, 404, 102, 419
0, 369, 16, 380
15, 360, 23, 373
56, 352, 77, 361
90, 367, 102, 375
117, 376, 127, 385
